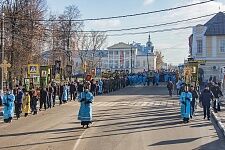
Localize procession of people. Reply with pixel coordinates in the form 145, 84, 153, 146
1, 70, 224, 129
178, 78, 224, 123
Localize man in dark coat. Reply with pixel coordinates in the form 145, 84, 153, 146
47, 85, 54, 108
52, 83, 57, 107
167, 81, 174, 97
200, 85, 214, 120
39, 87, 47, 111
70, 82, 76, 101
211, 83, 223, 113
90, 80, 97, 96
14, 87, 23, 119
189, 85, 198, 118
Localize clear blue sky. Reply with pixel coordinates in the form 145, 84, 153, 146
47, 0, 225, 65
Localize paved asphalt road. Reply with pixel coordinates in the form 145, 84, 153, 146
0, 85, 225, 150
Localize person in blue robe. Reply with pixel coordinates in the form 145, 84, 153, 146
164, 73, 169, 82
3, 89, 15, 123
78, 84, 94, 128
62, 84, 68, 103
155, 73, 160, 86
179, 85, 192, 123
143, 75, 147, 86
98, 79, 103, 95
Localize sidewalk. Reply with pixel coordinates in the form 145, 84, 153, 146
211, 100, 225, 137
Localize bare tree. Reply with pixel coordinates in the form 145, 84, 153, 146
2, 0, 46, 87
155, 51, 164, 70
45, 5, 83, 78
75, 31, 107, 73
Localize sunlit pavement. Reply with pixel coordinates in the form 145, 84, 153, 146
0, 85, 225, 150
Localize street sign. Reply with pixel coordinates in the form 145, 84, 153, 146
28, 64, 39, 75
96, 68, 101, 77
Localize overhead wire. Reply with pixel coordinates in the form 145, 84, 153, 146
2, 0, 215, 22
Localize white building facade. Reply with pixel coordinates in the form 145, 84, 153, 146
190, 12, 225, 82
73, 36, 156, 74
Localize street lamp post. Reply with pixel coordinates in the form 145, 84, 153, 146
0, 1, 5, 92
130, 45, 133, 74
147, 51, 150, 72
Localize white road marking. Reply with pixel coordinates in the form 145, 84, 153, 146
73, 127, 89, 150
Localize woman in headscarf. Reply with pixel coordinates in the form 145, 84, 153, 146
22, 89, 31, 117
77, 82, 94, 128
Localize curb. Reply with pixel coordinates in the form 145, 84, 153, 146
211, 110, 225, 137
0, 106, 2, 116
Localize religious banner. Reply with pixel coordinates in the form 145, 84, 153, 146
54, 60, 61, 74
66, 65, 72, 78
27, 64, 39, 75
40, 66, 49, 87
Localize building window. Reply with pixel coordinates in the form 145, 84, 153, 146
136, 60, 140, 67
197, 40, 202, 53
125, 61, 129, 68
143, 60, 146, 67
114, 60, 119, 68
220, 39, 225, 52
109, 60, 113, 68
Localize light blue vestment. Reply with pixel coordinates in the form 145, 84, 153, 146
78, 91, 94, 121
179, 92, 192, 119
3, 93, 15, 120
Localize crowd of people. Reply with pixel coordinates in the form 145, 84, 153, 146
175, 79, 224, 123
0, 76, 133, 124
3, 71, 212, 127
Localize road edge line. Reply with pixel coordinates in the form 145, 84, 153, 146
211, 110, 225, 137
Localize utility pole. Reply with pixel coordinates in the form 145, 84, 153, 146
147, 51, 150, 72
130, 45, 133, 74
0, 3, 5, 92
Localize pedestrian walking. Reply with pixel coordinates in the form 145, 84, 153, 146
62, 84, 68, 103
47, 84, 54, 108
59, 84, 63, 105
90, 79, 97, 96
2, 89, 15, 123
77, 83, 94, 128
179, 85, 192, 123
15, 87, 23, 119
52, 83, 57, 107
199, 85, 214, 120
77, 81, 84, 96
31, 88, 39, 115
39, 87, 47, 111
189, 85, 198, 118
70, 82, 76, 101
22, 89, 31, 117
98, 79, 103, 95
211, 83, 223, 113
176, 78, 183, 95
167, 81, 174, 97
